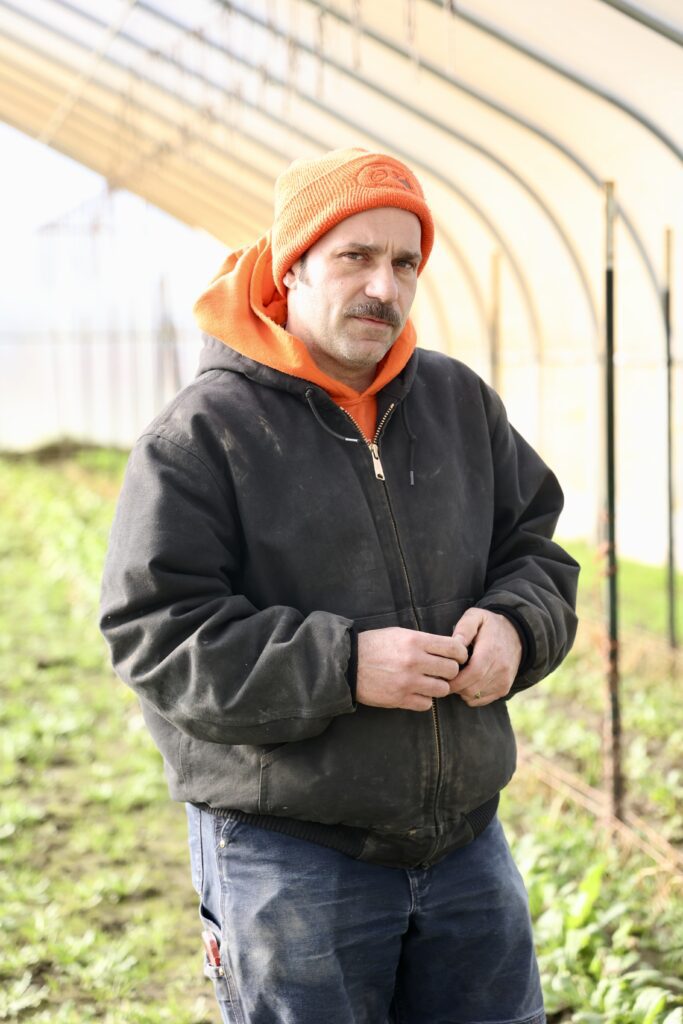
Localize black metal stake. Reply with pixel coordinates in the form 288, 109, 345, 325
490, 249, 501, 394
664, 227, 677, 650
603, 181, 624, 821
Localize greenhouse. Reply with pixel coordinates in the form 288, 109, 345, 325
1, 2, 682, 1021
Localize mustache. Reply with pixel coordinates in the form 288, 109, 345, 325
344, 302, 402, 328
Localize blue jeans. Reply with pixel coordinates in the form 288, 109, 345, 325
186, 805, 545, 1024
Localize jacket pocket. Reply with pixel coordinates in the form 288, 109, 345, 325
438, 697, 517, 816
257, 705, 437, 832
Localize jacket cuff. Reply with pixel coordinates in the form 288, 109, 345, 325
346, 626, 359, 702
484, 605, 536, 678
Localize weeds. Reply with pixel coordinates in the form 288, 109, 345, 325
1, 451, 681, 1022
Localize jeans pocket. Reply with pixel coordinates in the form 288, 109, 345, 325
213, 812, 242, 850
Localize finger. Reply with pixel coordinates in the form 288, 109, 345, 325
451, 608, 484, 647
448, 672, 467, 694
451, 633, 472, 663
462, 689, 500, 708
461, 677, 491, 704
403, 694, 435, 712
448, 657, 486, 694
420, 653, 462, 682
420, 632, 469, 663
416, 676, 450, 699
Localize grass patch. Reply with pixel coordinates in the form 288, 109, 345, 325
0, 450, 214, 1023
561, 538, 683, 639
1, 450, 681, 1022
510, 541, 683, 845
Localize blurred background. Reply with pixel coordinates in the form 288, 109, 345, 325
2, 0, 683, 563
1, 2, 682, 1022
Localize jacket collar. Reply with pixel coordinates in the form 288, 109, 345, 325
196, 333, 419, 407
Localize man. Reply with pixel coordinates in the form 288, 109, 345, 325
101, 148, 578, 1024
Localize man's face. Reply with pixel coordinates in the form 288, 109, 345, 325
283, 206, 422, 388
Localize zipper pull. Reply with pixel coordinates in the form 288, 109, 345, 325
368, 443, 386, 481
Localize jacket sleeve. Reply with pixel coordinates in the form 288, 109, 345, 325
475, 388, 579, 695
100, 433, 356, 745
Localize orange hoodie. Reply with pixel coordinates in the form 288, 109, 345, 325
193, 234, 416, 441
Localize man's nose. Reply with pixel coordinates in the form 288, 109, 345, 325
364, 261, 399, 304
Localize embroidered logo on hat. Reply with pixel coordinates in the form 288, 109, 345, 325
356, 163, 415, 192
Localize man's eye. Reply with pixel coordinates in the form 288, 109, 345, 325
396, 260, 417, 270
342, 252, 365, 260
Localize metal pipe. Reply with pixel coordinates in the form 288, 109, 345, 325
304, 0, 659, 341
2, 8, 492, 372
490, 249, 501, 393
2, 0, 666, 349
214, 0, 597, 352
0, 0, 494, 354
595, 0, 683, 47
1, 14, 495, 374
603, 181, 623, 821
208, 0, 549, 356
424, 0, 683, 163
419, 270, 452, 360
37, 0, 137, 145
0, 39, 272, 227
436, 229, 490, 360
665, 227, 677, 649
25, 0, 544, 354
0, 68, 266, 239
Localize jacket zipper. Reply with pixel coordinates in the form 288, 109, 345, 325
340, 402, 443, 836
341, 404, 394, 481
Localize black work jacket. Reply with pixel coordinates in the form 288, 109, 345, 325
100, 336, 578, 868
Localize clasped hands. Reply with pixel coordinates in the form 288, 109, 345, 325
355, 608, 522, 711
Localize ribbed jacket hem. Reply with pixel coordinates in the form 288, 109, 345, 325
463, 792, 499, 838
192, 792, 500, 862
193, 805, 367, 858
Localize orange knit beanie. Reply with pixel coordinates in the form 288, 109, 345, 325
271, 147, 434, 296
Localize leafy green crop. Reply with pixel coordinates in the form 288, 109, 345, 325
1, 451, 681, 1022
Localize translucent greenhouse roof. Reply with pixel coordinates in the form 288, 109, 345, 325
1, 0, 683, 568
1, 0, 680, 368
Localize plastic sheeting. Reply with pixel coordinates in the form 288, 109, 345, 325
0, 0, 681, 564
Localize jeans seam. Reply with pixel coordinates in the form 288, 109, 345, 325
197, 806, 205, 895
214, 816, 246, 1024
405, 870, 419, 916
391, 991, 408, 1024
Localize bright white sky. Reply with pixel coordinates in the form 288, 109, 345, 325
0, 121, 103, 234
0, 120, 224, 330
0, 122, 105, 326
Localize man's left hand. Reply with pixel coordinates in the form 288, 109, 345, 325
449, 608, 522, 708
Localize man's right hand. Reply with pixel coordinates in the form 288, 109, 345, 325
356, 627, 469, 712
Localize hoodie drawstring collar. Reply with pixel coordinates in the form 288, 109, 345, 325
306, 387, 417, 486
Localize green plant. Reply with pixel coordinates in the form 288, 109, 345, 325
1, 452, 681, 1022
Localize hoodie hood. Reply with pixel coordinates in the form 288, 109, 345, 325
192, 233, 417, 440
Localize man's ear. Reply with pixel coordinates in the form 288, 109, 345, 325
283, 265, 298, 290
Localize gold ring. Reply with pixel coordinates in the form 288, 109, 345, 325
474, 690, 482, 700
